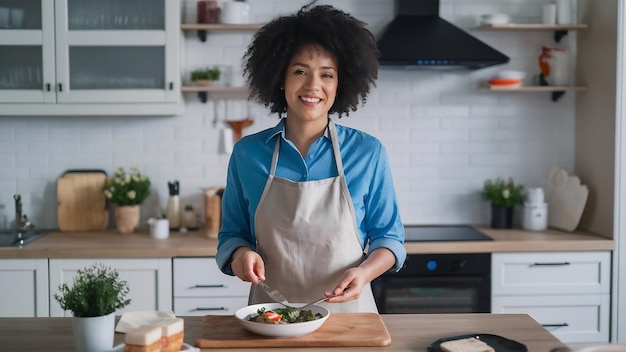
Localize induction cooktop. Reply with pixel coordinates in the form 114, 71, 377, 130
404, 225, 493, 242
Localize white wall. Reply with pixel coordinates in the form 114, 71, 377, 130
0, 0, 578, 230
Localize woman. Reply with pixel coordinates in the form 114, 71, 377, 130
216, 3, 406, 313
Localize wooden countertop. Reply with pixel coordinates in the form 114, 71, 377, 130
0, 226, 614, 259
1, 314, 567, 352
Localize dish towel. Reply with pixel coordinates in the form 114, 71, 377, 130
115, 310, 177, 333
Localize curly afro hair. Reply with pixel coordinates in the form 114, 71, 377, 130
243, 2, 379, 118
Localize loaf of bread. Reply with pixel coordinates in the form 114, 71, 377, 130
156, 318, 185, 352
123, 325, 162, 352
440, 337, 495, 352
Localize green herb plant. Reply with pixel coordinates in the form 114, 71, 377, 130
191, 67, 221, 82
103, 167, 151, 206
481, 177, 525, 208
54, 263, 131, 317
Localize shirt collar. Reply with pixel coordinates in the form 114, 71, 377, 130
264, 118, 331, 144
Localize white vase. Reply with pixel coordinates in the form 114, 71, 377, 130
72, 312, 115, 352
220, 0, 250, 24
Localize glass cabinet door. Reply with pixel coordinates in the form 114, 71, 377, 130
54, 0, 178, 103
0, 0, 55, 103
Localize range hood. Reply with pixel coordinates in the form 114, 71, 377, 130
377, 0, 509, 69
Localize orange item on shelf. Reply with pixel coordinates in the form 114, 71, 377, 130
488, 78, 522, 86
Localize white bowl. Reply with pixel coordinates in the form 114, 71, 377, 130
480, 13, 510, 25
497, 70, 527, 80
234, 303, 330, 338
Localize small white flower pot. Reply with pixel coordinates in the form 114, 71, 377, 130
72, 312, 115, 352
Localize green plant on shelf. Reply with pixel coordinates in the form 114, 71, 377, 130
191, 67, 221, 84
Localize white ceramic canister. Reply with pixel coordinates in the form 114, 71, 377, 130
220, 0, 250, 24
556, 0, 573, 24
148, 218, 170, 239
526, 187, 545, 204
522, 202, 548, 231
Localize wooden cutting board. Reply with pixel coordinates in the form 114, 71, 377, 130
195, 313, 391, 348
57, 170, 108, 231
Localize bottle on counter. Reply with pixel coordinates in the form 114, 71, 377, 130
182, 204, 199, 231
521, 187, 548, 231
166, 180, 181, 230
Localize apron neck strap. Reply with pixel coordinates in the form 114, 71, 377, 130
270, 119, 345, 177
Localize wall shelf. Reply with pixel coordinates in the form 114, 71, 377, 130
180, 23, 263, 41
484, 85, 588, 102
181, 85, 249, 102
477, 23, 588, 42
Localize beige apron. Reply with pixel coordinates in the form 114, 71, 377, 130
250, 120, 378, 313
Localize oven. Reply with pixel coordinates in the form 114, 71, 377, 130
372, 225, 492, 314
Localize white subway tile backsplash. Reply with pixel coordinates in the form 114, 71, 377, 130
0, 0, 576, 229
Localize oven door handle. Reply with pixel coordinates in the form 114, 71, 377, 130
529, 262, 571, 267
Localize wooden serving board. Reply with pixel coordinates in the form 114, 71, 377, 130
57, 170, 108, 231
195, 313, 391, 348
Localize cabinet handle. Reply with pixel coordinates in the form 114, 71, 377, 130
541, 323, 569, 327
192, 284, 225, 288
58, 83, 63, 92
530, 262, 571, 267
46, 83, 51, 91
169, 82, 174, 90
193, 307, 227, 311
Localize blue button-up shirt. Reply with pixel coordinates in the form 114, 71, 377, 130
217, 119, 406, 275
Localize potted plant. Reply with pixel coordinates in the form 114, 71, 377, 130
191, 67, 221, 86
103, 167, 151, 234
481, 177, 525, 229
54, 263, 131, 352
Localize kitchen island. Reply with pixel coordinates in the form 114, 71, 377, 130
1, 313, 566, 351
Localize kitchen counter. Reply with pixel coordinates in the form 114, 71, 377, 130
1, 314, 566, 351
0, 226, 614, 259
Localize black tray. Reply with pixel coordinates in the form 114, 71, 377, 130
428, 333, 528, 352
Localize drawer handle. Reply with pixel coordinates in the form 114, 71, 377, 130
542, 323, 569, 327
192, 284, 225, 288
193, 307, 227, 311
530, 262, 571, 267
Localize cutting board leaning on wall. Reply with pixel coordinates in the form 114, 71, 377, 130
57, 169, 108, 231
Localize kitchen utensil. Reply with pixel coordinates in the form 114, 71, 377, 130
166, 180, 181, 229
298, 294, 339, 310
258, 281, 338, 310
57, 169, 108, 231
258, 281, 290, 307
234, 302, 330, 338
545, 167, 588, 231
196, 312, 391, 347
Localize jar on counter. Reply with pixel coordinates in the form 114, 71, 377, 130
182, 205, 199, 231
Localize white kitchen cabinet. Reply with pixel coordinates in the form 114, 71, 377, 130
173, 257, 250, 316
492, 251, 611, 344
0, 0, 181, 115
49, 258, 172, 317
0, 259, 49, 317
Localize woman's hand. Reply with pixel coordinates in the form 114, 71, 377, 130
230, 247, 265, 284
325, 248, 396, 303
324, 267, 368, 303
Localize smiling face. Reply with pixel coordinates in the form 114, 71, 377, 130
283, 44, 338, 125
